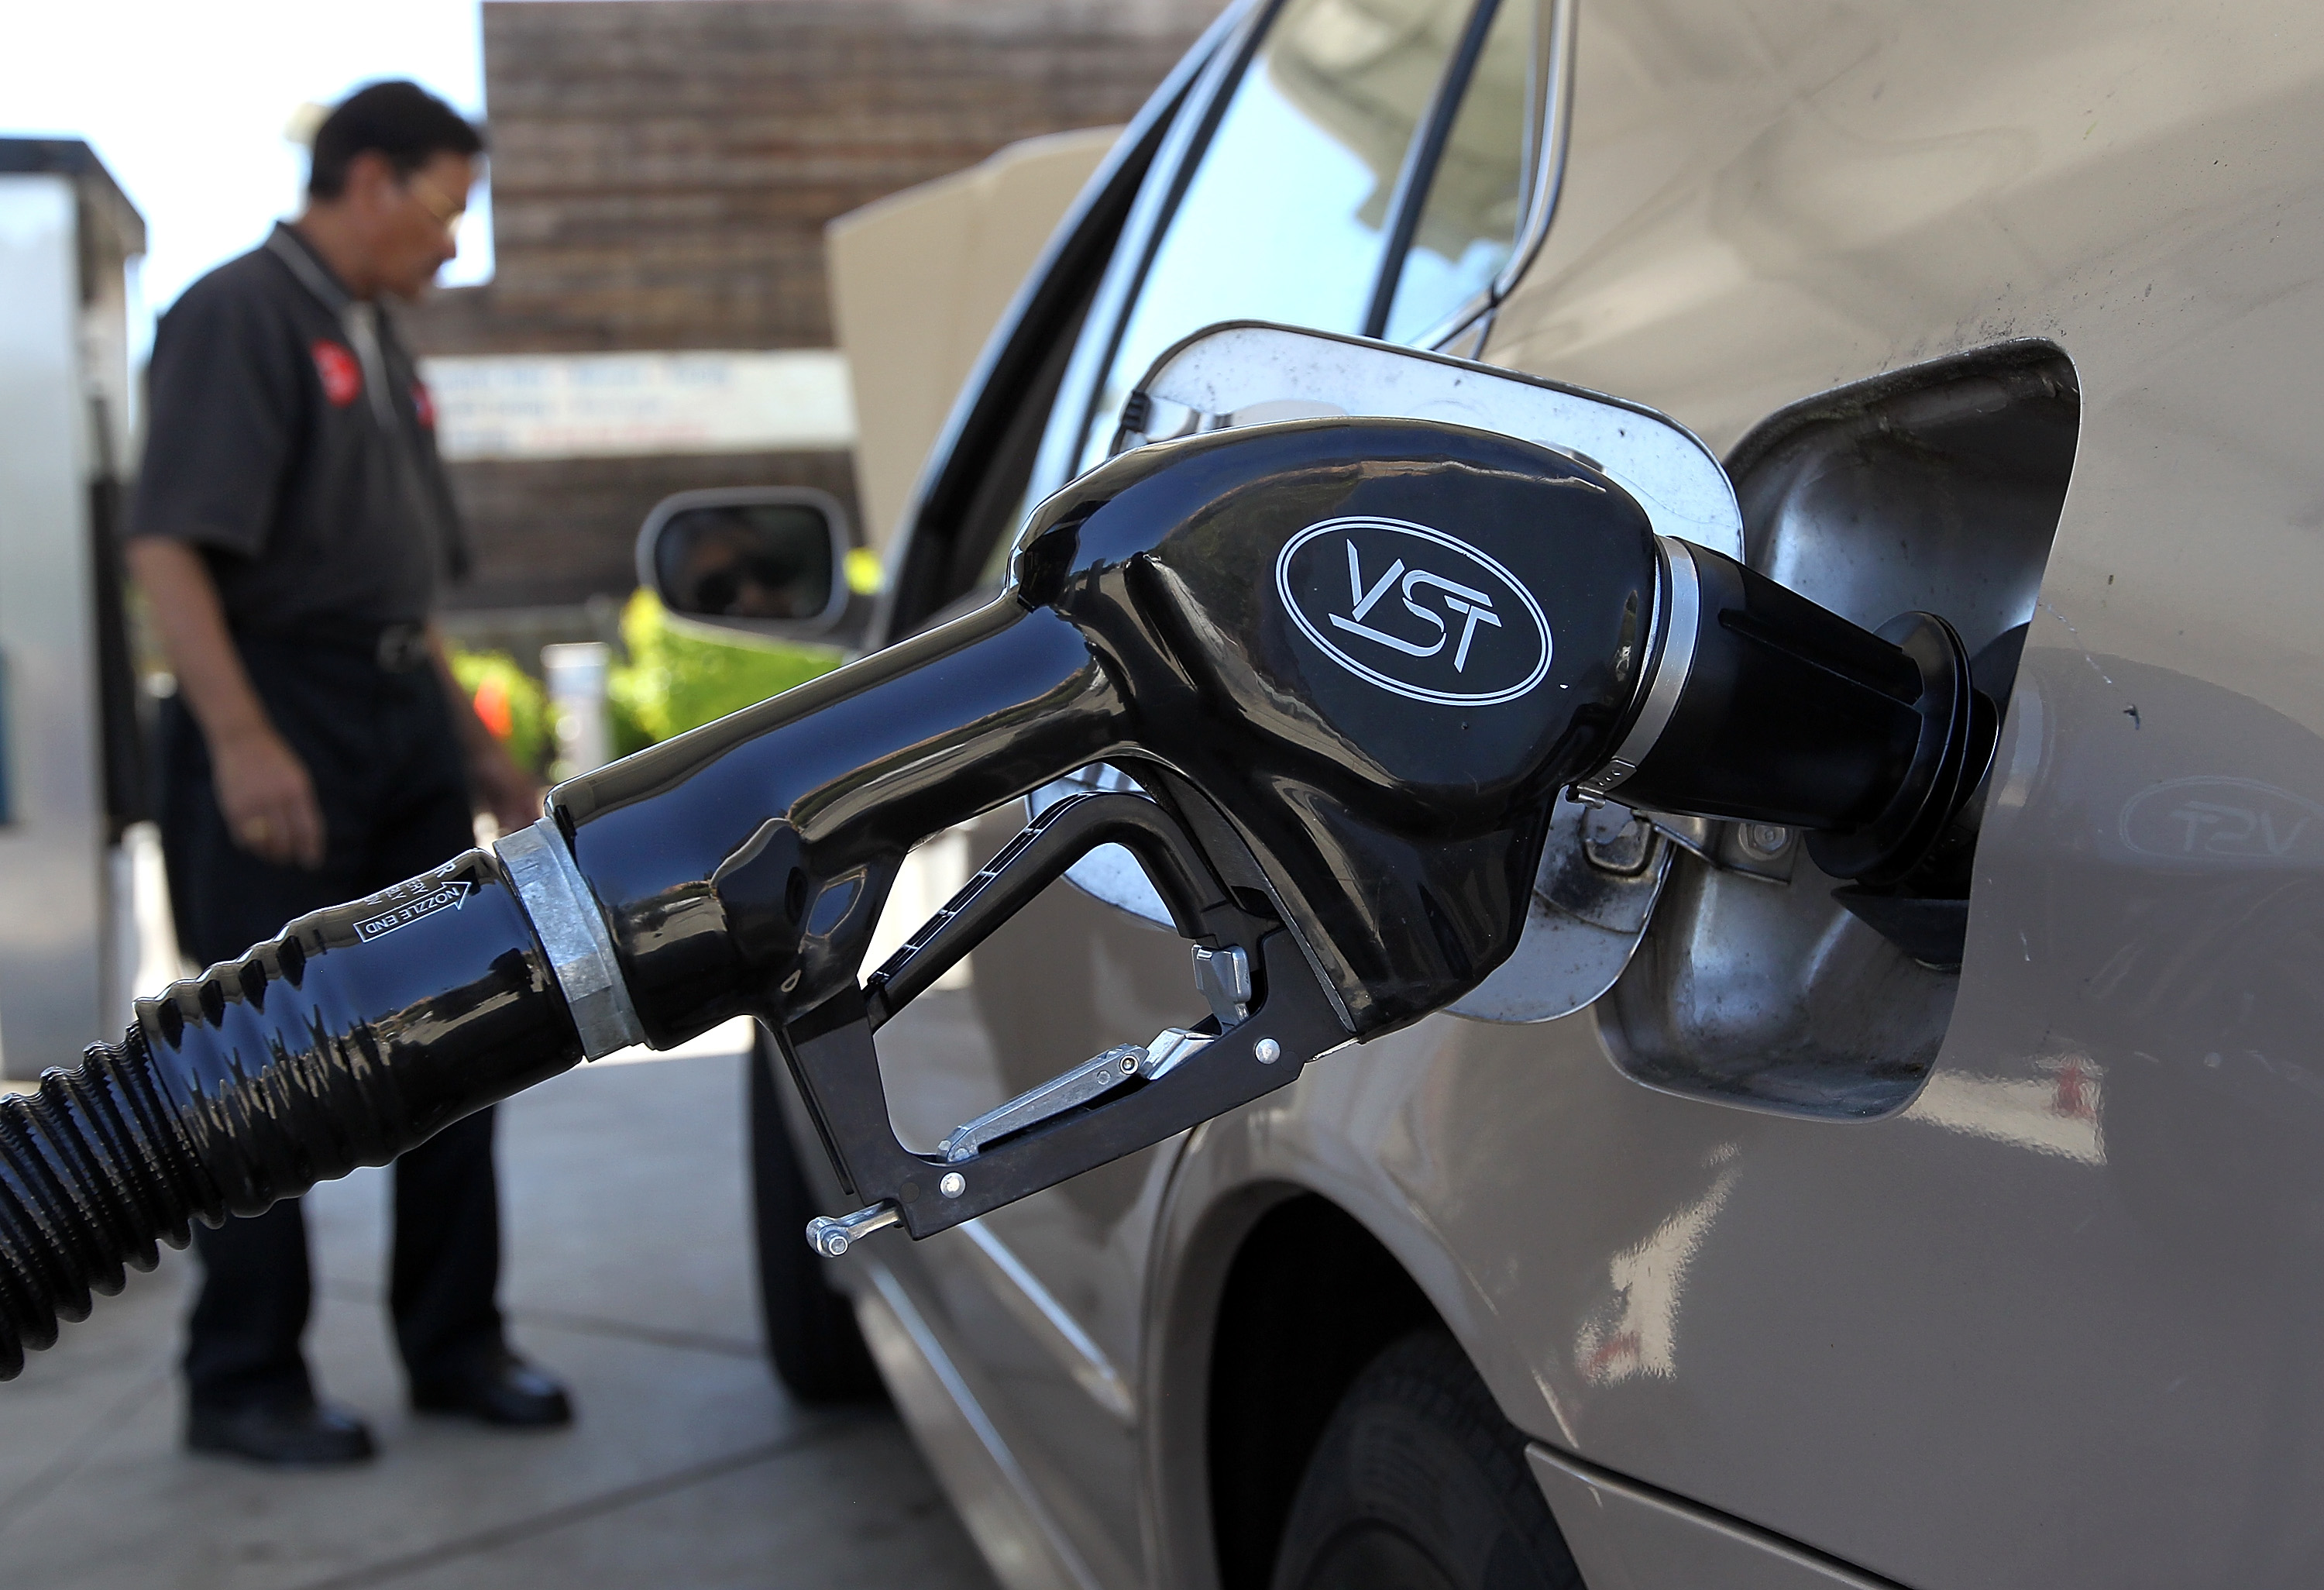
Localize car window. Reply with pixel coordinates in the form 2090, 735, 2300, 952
879, 12, 1233, 634
1073, 0, 1490, 475
1377, 0, 1532, 342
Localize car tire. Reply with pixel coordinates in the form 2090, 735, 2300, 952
1269, 1330, 1583, 1590
747, 1029, 886, 1404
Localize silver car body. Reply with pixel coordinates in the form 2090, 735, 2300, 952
799, 2, 2324, 1585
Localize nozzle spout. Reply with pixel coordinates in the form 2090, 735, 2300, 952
1581, 538, 1999, 886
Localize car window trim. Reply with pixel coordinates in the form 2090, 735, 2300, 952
872, 2, 1247, 643
1359, 0, 1512, 339
1393, 0, 1580, 352
1015, 2, 1276, 533
1490, 0, 1576, 302
1039, 0, 1293, 496
1070, 0, 1573, 478
891, 0, 1582, 633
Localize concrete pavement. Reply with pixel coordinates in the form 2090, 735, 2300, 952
0, 1038, 999, 1590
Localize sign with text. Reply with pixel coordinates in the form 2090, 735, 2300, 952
421, 350, 857, 462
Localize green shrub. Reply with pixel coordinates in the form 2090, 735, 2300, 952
607, 588, 844, 749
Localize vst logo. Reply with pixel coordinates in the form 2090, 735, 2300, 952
2117, 776, 2324, 864
1275, 515, 1552, 706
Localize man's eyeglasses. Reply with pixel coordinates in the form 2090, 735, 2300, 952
404, 174, 467, 239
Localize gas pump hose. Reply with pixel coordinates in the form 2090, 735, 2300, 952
0, 844, 581, 1381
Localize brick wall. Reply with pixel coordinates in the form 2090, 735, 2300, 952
407, 0, 1225, 611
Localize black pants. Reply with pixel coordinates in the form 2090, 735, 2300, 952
160, 634, 506, 1412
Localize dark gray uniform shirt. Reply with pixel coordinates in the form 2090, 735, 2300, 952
129, 223, 467, 629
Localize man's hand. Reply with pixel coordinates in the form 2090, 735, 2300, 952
469, 738, 545, 836
125, 537, 330, 869
211, 724, 328, 869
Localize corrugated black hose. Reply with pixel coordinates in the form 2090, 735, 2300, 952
0, 845, 583, 1380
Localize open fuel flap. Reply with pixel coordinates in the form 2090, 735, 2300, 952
1030, 321, 1747, 1024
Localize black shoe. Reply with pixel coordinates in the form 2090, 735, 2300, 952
187, 1399, 376, 1467
411, 1351, 573, 1428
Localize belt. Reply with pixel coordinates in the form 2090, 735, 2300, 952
237, 620, 433, 673
373, 623, 431, 673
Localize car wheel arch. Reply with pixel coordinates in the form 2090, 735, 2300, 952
1139, 1091, 1575, 1590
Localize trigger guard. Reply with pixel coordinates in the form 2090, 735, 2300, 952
860, 789, 1271, 1031
768, 788, 1334, 1241
775, 926, 1344, 1241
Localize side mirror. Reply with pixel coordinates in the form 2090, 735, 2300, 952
635, 487, 851, 637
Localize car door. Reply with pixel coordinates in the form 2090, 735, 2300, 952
861, 0, 1561, 1582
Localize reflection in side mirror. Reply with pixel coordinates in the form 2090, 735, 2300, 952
635, 487, 851, 636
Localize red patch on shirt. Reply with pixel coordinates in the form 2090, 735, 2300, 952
311, 339, 362, 407
411, 380, 436, 429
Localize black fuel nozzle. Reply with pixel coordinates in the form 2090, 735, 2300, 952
0, 416, 1996, 1378
540, 416, 1993, 1241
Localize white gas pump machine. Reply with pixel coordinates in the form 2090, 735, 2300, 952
0, 140, 148, 1086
